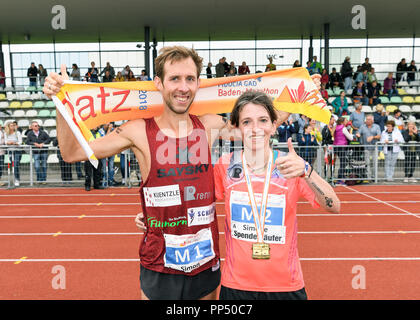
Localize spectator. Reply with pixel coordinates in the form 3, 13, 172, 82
206, 63, 213, 78
0, 123, 4, 186
310, 56, 322, 74
238, 61, 250, 75
350, 102, 366, 131
353, 65, 362, 83
320, 69, 329, 87
320, 83, 328, 100
407, 60, 417, 85
389, 109, 405, 131
276, 119, 296, 142
358, 115, 381, 181
355, 69, 368, 84
215, 58, 225, 78
329, 67, 343, 89
85, 127, 103, 191
361, 57, 372, 72
331, 91, 349, 117
321, 115, 336, 179
100, 62, 115, 78
367, 67, 380, 89
266, 57, 276, 71
333, 117, 356, 185
113, 71, 125, 82
98, 123, 119, 187
341, 57, 353, 92
396, 58, 407, 83
87, 61, 99, 82
373, 104, 388, 132
102, 70, 114, 82
26, 121, 51, 184
309, 119, 322, 144
38, 64, 48, 87
3, 120, 22, 187
367, 80, 381, 106
0, 67, 5, 89
383, 72, 398, 99
71, 64, 81, 81
402, 121, 420, 182
227, 69, 236, 77
121, 65, 131, 78
352, 81, 369, 105
305, 61, 314, 75
27, 62, 38, 91
229, 61, 237, 75
127, 70, 136, 81
139, 70, 151, 81
53, 138, 73, 184
297, 114, 309, 140
298, 124, 318, 165
292, 60, 301, 68
222, 57, 230, 75
380, 120, 404, 181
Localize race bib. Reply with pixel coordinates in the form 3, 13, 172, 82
229, 190, 286, 244
163, 228, 215, 273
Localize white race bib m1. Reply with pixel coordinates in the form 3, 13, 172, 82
229, 190, 286, 244
163, 228, 215, 273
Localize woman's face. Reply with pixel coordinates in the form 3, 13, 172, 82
238, 103, 276, 152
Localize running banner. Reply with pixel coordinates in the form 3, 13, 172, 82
52, 67, 329, 167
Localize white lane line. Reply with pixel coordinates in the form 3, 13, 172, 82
344, 186, 420, 220
0, 231, 419, 236
1, 257, 420, 263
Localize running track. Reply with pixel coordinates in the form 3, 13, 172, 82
0, 185, 419, 300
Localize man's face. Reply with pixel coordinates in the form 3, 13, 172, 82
365, 117, 373, 126
154, 57, 200, 115
32, 122, 39, 132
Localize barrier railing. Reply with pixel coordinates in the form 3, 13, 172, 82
1, 143, 419, 188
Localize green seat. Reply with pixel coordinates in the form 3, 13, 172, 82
380, 96, 390, 104
38, 109, 51, 117
26, 86, 37, 92
20, 154, 32, 164
50, 109, 56, 117
46, 101, 55, 108
390, 96, 402, 103
34, 101, 46, 108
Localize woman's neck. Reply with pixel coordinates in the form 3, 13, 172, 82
244, 146, 272, 173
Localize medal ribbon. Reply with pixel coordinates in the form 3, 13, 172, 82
242, 150, 273, 243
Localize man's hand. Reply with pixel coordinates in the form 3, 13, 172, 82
275, 138, 306, 179
43, 64, 68, 99
134, 212, 147, 232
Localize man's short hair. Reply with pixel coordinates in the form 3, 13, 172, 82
154, 46, 203, 80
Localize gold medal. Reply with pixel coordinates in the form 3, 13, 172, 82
252, 242, 270, 259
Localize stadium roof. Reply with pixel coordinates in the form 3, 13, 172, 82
0, 0, 418, 44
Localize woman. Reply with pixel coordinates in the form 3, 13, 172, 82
380, 120, 404, 182
298, 124, 318, 166
402, 122, 420, 183
213, 91, 339, 300
113, 71, 125, 82
38, 64, 48, 87
126, 70, 136, 81
3, 120, 22, 187
373, 104, 388, 132
71, 64, 81, 81
333, 117, 355, 185
331, 91, 349, 117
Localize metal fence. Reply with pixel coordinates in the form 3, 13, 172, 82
1, 143, 420, 188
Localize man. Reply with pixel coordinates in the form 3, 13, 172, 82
43, 46, 320, 300
102, 70, 114, 83
100, 62, 115, 78
26, 121, 51, 184
329, 67, 343, 89
27, 62, 38, 90
355, 69, 368, 85
361, 57, 371, 72
351, 81, 369, 105
357, 115, 381, 181
383, 72, 398, 99
396, 58, 407, 83
238, 61, 250, 75
367, 80, 381, 106
407, 60, 417, 86
310, 56, 322, 74
215, 58, 225, 78
341, 56, 353, 92
84, 127, 103, 191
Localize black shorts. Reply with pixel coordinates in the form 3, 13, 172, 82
219, 286, 307, 300
140, 264, 221, 300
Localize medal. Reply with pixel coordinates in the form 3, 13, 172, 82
242, 151, 273, 260
252, 242, 270, 259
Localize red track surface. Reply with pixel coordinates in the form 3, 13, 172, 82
0, 185, 419, 300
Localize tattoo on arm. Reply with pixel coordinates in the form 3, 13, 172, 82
310, 181, 325, 196
325, 197, 333, 208
115, 127, 122, 134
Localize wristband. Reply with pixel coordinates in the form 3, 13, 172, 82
300, 161, 309, 178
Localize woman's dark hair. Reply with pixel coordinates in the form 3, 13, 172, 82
336, 117, 345, 125
230, 91, 277, 127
